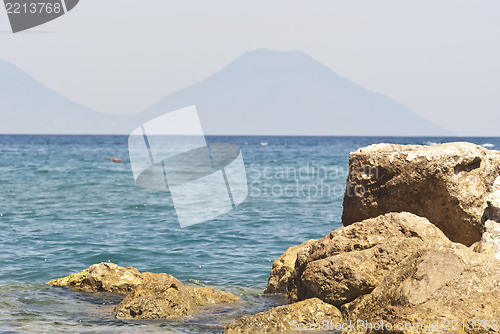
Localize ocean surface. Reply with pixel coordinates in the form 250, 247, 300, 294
0, 135, 499, 333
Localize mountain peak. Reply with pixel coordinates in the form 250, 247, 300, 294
207, 48, 340, 87
141, 49, 449, 136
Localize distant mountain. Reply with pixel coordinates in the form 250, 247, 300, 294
0, 51, 450, 135
141, 49, 450, 136
0, 60, 125, 134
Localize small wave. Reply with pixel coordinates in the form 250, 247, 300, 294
482, 143, 495, 148
260, 142, 268, 146
424, 141, 439, 146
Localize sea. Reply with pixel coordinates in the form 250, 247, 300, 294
0, 135, 499, 333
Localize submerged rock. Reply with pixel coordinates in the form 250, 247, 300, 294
48, 263, 241, 320
186, 286, 241, 306
113, 273, 194, 319
225, 298, 342, 333
264, 239, 316, 294
342, 142, 500, 246
113, 280, 242, 320
287, 212, 450, 304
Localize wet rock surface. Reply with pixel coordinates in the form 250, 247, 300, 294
48, 263, 241, 320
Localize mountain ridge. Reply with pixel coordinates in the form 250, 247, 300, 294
0, 50, 450, 136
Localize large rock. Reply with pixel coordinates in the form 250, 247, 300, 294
287, 212, 450, 304
47, 262, 145, 294
225, 298, 342, 333
343, 244, 500, 333
264, 239, 316, 294
342, 142, 500, 246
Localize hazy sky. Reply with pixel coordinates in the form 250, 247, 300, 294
1, 0, 499, 135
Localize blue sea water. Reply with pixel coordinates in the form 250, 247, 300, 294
0, 135, 499, 333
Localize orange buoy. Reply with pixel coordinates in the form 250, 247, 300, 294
108, 158, 122, 162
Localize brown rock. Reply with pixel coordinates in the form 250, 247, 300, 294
113, 273, 194, 319
344, 244, 500, 333
225, 298, 342, 333
287, 212, 450, 303
342, 142, 500, 246
264, 239, 316, 294
300, 238, 427, 307
47, 262, 145, 294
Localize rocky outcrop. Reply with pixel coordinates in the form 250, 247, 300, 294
344, 244, 500, 332
342, 142, 500, 246
254, 142, 500, 332
224, 298, 342, 333
263, 212, 500, 333
48, 263, 240, 320
287, 212, 450, 304
47, 262, 145, 294
264, 239, 316, 294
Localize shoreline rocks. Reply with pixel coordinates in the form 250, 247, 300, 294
259, 142, 500, 332
113, 273, 194, 319
47, 263, 241, 320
